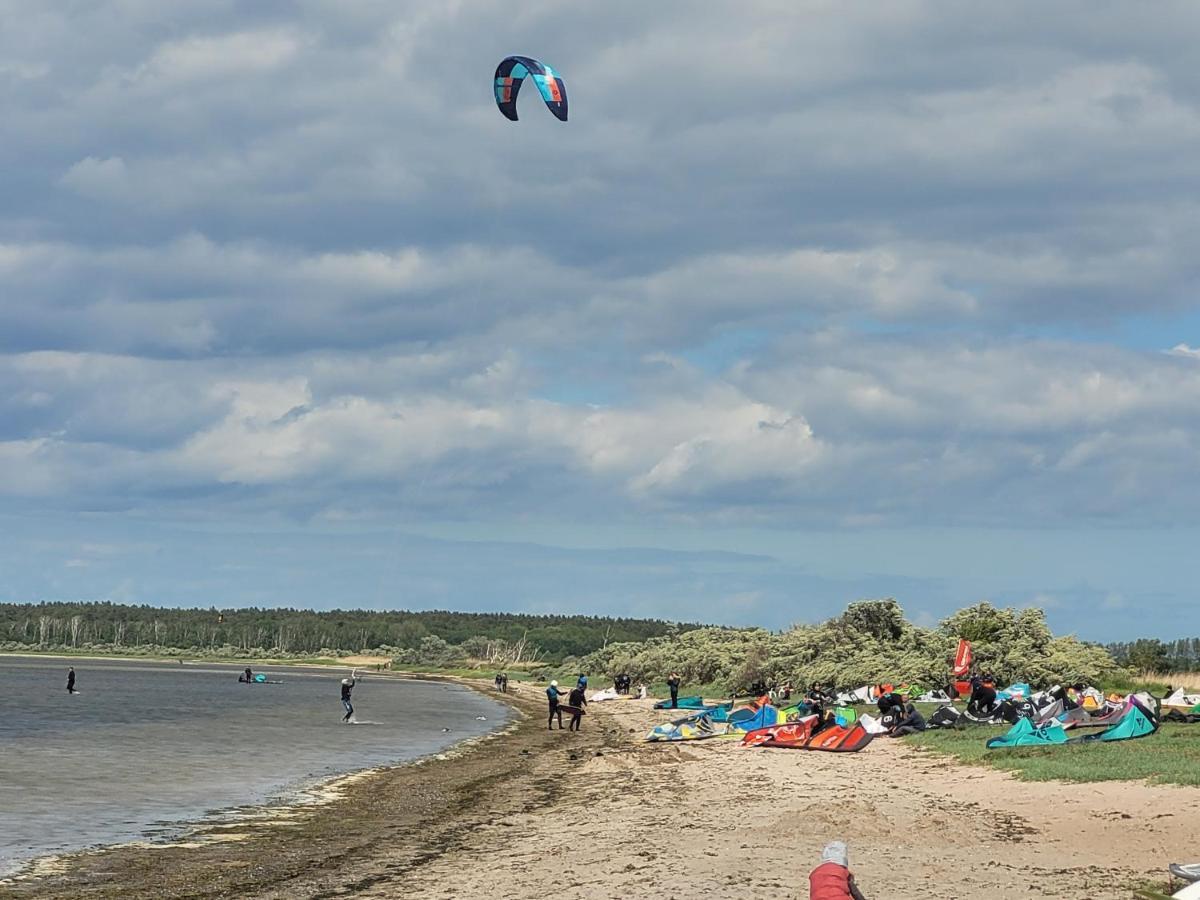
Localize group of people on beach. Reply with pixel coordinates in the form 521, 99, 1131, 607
545, 673, 588, 731
493, 672, 509, 693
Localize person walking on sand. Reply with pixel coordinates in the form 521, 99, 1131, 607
567, 683, 587, 731
809, 841, 868, 900
340, 673, 356, 723
667, 672, 681, 709
66, 667, 77, 694
546, 680, 565, 730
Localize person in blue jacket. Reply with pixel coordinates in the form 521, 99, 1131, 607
546, 680, 565, 730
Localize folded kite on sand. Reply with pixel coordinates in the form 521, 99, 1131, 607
653, 696, 707, 710
645, 713, 721, 742
740, 717, 817, 748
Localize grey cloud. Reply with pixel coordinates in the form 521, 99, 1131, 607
2, 2, 1200, 628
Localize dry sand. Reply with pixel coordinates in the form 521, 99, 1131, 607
362, 695, 1196, 900
5, 682, 1195, 899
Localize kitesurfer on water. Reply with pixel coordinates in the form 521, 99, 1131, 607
341, 674, 356, 722
66, 667, 77, 694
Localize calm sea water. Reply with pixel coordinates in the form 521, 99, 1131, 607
0, 657, 509, 872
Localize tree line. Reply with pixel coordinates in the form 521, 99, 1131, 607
1106, 638, 1200, 673
0, 601, 695, 663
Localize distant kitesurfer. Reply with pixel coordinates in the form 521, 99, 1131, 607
546, 680, 564, 730
667, 672, 680, 709
66, 667, 77, 694
341, 674, 356, 722
809, 841, 868, 900
567, 683, 587, 731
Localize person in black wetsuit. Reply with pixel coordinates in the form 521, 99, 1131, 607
967, 680, 999, 718
340, 675, 356, 722
876, 690, 905, 717
66, 667, 77, 694
667, 672, 680, 709
546, 680, 564, 730
567, 683, 587, 731
888, 694, 927, 736
243, 666, 254, 684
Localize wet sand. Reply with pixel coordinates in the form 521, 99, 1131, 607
3, 683, 1197, 899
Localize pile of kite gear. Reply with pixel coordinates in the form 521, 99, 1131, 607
644, 696, 875, 752
1162, 689, 1200, 723
638, 635, 1193, 753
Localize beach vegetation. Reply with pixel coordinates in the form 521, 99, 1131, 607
577, 599, 1120, 693
904, 723, 1200, 787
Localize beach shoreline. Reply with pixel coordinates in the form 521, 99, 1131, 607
0, 666, 529, 898
4, 684, 1198, 898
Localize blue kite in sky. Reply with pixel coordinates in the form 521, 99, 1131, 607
494, 55, 567, 122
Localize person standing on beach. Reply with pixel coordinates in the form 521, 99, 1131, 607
340, 674, 356, 722
243, 666, 254, 684
546, 680, 564, 730
667, 672, 680, 709
567, 683, 587, 731
66, 667, 77, 694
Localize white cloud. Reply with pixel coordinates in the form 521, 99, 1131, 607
140, 31, 303, 83
59, 156, 128, 198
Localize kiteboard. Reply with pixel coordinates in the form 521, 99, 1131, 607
557, 704, 585, 716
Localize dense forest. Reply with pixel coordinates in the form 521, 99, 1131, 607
1106, 638, 1200, 674
0, 602, 696, 663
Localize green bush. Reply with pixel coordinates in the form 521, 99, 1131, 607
579, 599, 1118, 693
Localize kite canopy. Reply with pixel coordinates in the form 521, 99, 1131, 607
494, 55, 567, 121
952, 638, 972, 677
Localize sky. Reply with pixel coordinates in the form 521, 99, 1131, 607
2, 1, 1199, 640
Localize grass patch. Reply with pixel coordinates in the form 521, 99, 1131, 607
904, 723, 1200, 786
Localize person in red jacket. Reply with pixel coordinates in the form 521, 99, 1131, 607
809, 841, 868, 900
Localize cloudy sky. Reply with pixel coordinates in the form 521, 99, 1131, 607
3, 1, 1199, 639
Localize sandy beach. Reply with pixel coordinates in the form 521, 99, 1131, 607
3, 680, 1196, 899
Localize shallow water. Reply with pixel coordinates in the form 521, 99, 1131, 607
0, 656, 509, 871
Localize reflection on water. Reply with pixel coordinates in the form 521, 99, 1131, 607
0, 657, 508, 871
